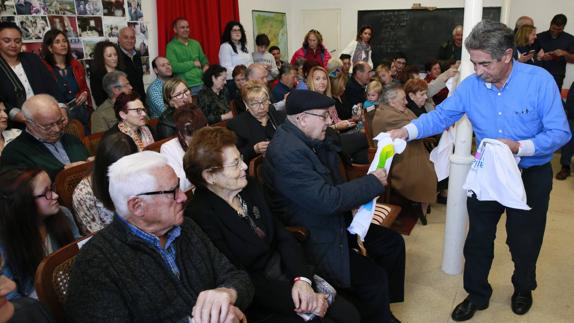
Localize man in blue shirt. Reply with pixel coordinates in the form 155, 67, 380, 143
146, 56, 173, 118
390, 20, 570, 321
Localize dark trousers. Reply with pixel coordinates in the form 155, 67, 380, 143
347, 224, 405, 323
560, 119, 574, 167
463, 163, 552, 306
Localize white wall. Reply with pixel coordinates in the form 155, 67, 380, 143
237, 0, 573, 89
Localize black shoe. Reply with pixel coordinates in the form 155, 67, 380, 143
451, 296, 489, 321
511, 290, 532, 315
389, 312, 401, 323
555, 166, 570, 180
437, 195, 447, 204
419, 212, 428, 225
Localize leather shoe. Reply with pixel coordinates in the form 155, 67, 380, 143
511, 290, 532, 315
451, 296, 488, 321
555, 166, 570, 180
389, 312, 401, 323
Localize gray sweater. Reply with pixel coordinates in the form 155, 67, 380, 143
65, 217, 253, 323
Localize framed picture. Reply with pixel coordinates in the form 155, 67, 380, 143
251, 10, 288, 61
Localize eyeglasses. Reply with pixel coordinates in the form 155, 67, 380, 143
34, 183, 58, 200
244, 99, 270, 110
303, 111, 331, 121
136, 179, 180, 200
114, 82, 131, 89
29, 118, 65, 132
126, 108, 147, 115
231, 28, 242, 32
171, 88, 191, 100
210, 155, 244, 171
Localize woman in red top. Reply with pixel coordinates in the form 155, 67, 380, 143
423, 59, 449, 105
290, 29, 331, 68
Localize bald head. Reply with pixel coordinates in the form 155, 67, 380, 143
23, 95, 65, 143
119, 26, 136, 52
247, 63, 269, 82
515, 16, 534, 30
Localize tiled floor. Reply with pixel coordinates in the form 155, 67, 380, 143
391, 157, 574, 323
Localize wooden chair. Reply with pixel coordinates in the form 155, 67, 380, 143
64, 119, 85, 141
212, 119, 229, 128
35, 235, 93, 323
143, 136, 175, 152
82, 131, 105, 156
146, 118, 160, 133
248, 155, 309, 242
229, 100, 238, 117
54, 161, 94, 211
362, 110, 376, 148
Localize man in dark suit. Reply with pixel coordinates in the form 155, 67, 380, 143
117, 26, 145, 98
341, 61, 371, 120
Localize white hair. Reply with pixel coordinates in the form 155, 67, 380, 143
452, 25, 463, 35
108, 151, 168, 218
21, 94, 59, 120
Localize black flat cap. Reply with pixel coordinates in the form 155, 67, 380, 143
285, 90, 336, 115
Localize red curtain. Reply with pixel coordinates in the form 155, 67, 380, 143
156, 0, 240, 65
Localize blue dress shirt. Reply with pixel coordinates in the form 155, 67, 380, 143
406, 61, 571, 168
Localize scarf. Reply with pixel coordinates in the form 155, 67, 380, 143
118, 121, 154, 151
352, 41, 371, 64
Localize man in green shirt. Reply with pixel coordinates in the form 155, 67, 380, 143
166, 18, 209, 96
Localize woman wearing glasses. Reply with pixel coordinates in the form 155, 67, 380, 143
184, 127, 359, 323
160, 106, 207, 192
227, 81, 285, 163
0, 167, 80, 300
105, 93, 154, 151
219, 21, 253, 80
197, 64, 233, 125
157, 78, 207, 139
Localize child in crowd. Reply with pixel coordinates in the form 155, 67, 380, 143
364, 80, 383, 113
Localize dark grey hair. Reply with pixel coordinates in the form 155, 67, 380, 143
464, 20, 514, 60
102, 71, 128, 98
381, 83, 404, 105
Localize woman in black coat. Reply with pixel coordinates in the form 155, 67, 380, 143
183, 127, 359, 323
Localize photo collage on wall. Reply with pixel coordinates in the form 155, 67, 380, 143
0, 0, 149, 77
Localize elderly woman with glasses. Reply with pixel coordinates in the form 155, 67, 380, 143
157, 78, 207, 140
184, 127, 359, 323
227, 81, 285, 163
0, 167, 80, 300
105, 92, 154, 151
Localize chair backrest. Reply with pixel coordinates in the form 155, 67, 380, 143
143, 136, 175, 152
248, 155, 264, 184
54, 161, 94, 210
363, 110, 376, 148
146, 118, 160, 133
82, 132, 105, 156
212, 119, 229, 128
35, 235, 93, 323
64, 119, 85, 141
229, 100, 238, 117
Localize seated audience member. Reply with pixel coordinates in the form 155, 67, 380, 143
327, 58, 343, 78
91, 71, 133, 133
117, 26, 145, 98
198, 64, 233, 125
269, 45, 286, 70
514, 24, 544, 64
65, 151, 253, 322
264, 90, 405, 323
1, 95, 89, 180
342, 61, 372, 120
375, 64, 398, 87
0, 22, 56, 128
146, 56, 173, 118
219, 21, 253, 81
390, 52, 407, 82
404, 78, 432, 117
252, 34, 278, 80
105, 93, 154, 151
73, 132, 138, 234
160, 105, 207, 192
184, 127, 360, 323
0, 167, 80, 300
41, 29, 92, 130
424, 60, 449, 105
226, 64, 247, 108
0, 270, 16, 322
89, 41, 123, 107
158, 78, 207, 139
166, 17, 209, 95
372, 83, 437, 224
271, 64, 297, 103
295, 60, 320, 90
290, 29, 331, 68
339, 53, 352, 77
0, 100, 21, 156
227, 81, 285, 163
247, 62, 269, 83
363, 80, 383, 131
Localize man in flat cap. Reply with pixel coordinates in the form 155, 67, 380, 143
263, 90, 405, 323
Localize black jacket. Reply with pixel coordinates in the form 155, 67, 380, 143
341, 77, 364, 120
65, 217, 253, 323
117, 47, 145, 98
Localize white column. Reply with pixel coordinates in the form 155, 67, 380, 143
500, 0, 512, 26
441, 0, 483, 275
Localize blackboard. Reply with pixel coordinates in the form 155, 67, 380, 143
358, 7, 501, 68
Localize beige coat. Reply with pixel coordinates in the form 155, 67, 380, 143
372, 105, 437, 203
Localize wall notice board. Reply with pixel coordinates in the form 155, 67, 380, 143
358, 7, 501, 68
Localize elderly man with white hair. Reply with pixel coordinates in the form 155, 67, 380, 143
0, 94, 89, 179
65, 151, 253, 323
117, 26, 145, 97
